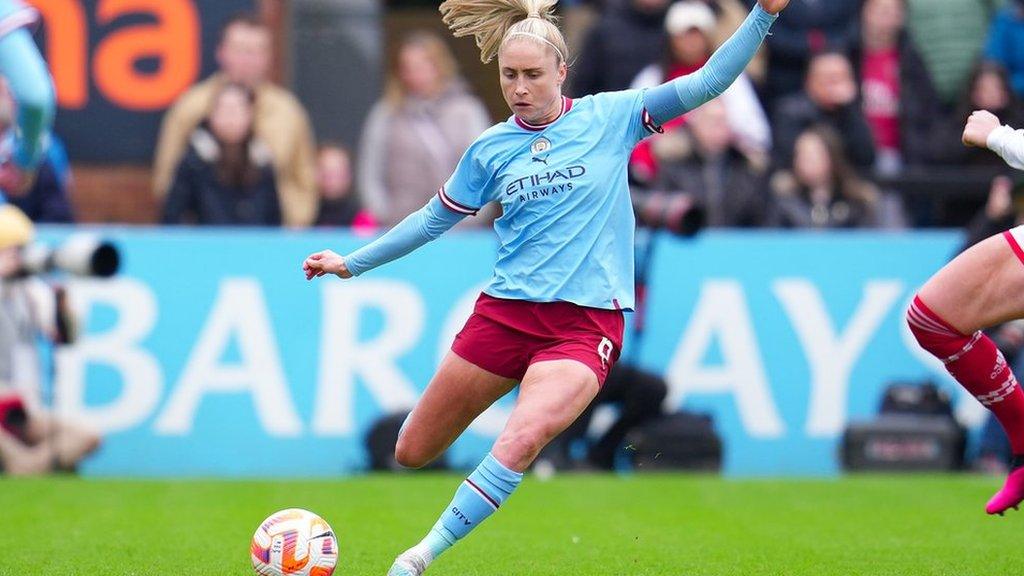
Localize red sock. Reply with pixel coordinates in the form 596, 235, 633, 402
908, 296, 1024, 454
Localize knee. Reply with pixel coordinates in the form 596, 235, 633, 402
495, 426, 550, 467
393, 436, 431, 470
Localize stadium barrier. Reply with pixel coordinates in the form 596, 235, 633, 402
34, 226, 971, 476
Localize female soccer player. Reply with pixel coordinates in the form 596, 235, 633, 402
909, 109, 1024, 516
302, 0, 788, 572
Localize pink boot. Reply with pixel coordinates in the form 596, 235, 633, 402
986, 456, 1024, 516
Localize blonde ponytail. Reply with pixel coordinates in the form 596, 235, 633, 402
439, 0, 567, 64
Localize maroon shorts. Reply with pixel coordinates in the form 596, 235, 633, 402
451, 293, 625, 385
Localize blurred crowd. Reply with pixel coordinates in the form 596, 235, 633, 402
7, 1, 1024, 234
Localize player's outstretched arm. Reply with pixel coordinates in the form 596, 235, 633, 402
302, 195, 466, 281
643, 0, 785, 125
0, 28, 55, 170
965, 109, 1024, 170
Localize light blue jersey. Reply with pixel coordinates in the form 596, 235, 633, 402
439, 93, 657, 310
343, 5, 778, 308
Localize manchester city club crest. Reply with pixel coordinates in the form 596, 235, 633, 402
531, 137, 551, 155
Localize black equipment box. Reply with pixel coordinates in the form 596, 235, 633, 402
625, 411, 723, 472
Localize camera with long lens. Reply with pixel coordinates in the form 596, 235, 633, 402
18, 235, 121, 278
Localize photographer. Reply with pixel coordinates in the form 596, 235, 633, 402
0, 203, 100, 475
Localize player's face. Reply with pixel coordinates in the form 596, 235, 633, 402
498, 39, 567, 125
217, 24, 272, 87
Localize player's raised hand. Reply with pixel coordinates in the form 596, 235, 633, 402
303, 250, 352, 280
757, 0, 789, 14
963, 110, 1003, 148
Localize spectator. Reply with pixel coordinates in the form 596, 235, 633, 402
851, 0, 942, 175
571, 0, 671, 96
933, 62, 1024, 168
162, 83, 280, 226
761, 0, 862, 104
772, 51, 878, 171
769, 126, 882, 229
0, 79, 72, 223
315, 144, 376, 230
907, 0, 1002, 106
358, 31, 492, 227
0, 204, 100, 475
963, 175, 1024, 248
984, 0, 1024, 98
645, 99, 769, 227
4, 143, 73, 224
153, 13, 317, 227
561, 0, 603, 64
629, 1, 770, 182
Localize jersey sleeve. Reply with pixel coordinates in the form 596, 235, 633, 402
0, 1, 36, 39
438, 137, 495, 216
592, 90, 664, 152
988, 125, 1024, 171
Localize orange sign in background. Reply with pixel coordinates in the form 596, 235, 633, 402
29, 0, 253, 161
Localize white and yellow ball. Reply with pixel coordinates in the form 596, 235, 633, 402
251, 508, 338, 576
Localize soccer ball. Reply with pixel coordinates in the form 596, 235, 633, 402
251, 508, 339, 576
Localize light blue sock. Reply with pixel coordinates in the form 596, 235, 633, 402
419, 453, 523, 558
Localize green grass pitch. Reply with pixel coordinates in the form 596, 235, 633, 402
1, 474, 1022, 575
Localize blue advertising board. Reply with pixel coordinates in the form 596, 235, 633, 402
34, 227, 969, 476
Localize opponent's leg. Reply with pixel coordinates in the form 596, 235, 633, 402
394, 351, 516, 469
911, 232, 1024, 514
389, 360, 598, 575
